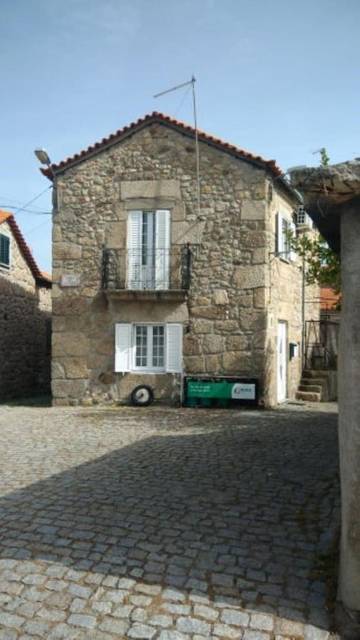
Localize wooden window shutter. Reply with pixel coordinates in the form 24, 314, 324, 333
289, 220, 297, 261
127, 211, 142, 289
115, 323, 132, 372
276, 213, 282, 254
155, 210, 170, 290
166, 324, 183, 373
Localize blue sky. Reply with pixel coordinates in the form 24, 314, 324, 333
0, 0, 358, 271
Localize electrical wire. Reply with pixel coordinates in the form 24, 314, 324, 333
0, 204, 51, 215
25, 218, 51, 235
0, 194, 46, 212
0, 186, 52, 216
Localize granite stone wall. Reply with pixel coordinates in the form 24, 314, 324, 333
0, 222, 51, 400
51, 123, 317, 406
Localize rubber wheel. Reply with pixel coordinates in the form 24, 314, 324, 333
130, 385, 154, 407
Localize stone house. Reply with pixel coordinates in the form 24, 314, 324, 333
42, 112, 319, 407
290, 159, 360, 627
0, 211, 52, 400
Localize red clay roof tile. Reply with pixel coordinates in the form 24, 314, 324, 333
0, 210, 51, 286
41, 112, 283, 179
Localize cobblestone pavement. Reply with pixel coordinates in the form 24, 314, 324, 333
0, 402, 340, 640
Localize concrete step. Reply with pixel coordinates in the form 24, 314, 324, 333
302, 369, 329, 379
296, 390, 321, 402
299, 384, 323, 393
301, 377, 328, 387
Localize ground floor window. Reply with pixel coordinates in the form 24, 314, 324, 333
115, 323, 182, 373
135, 324, 165, 370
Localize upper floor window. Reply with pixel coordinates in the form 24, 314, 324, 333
0, 233, 10, 268
276, 213, 296, 261
127, 210, 170, 290
295, 206, 313, 228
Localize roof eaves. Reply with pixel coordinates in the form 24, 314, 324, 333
41, 112, 284, 181
0, 209, 51, 286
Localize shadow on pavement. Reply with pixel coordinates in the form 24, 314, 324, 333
0, 407, 340, 632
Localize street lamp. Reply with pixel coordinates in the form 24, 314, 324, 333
34, 148, 57, 211
34, 148, 52, 167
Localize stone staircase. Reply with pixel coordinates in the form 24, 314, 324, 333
296, 369, 333, 402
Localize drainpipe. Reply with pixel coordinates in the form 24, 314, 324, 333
302, 255, 306, 370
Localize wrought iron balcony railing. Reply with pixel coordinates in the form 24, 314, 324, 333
102, 246, 192, 291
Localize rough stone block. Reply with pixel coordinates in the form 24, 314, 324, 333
222, 352, 252, 374
213, 289, 229, 306
202, 334, 224, 354
53, 242, 82, 260
120, 179, 180, 200
226, 335, 249, 351
64, 359, 89, 379
52, 332, 89, 357
241, 200, 265, 220
253, 287, 267, 308
233, 265, 264, 289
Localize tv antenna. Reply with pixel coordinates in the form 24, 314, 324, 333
154, 75, 201, 217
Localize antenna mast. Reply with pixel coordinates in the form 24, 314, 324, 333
154, 76, 201, 217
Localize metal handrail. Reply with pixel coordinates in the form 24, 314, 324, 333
102, 245, 192, 291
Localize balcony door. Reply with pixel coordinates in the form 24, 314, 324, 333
127, 210, 170, 290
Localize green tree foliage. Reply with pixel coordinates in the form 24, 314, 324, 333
320, 147, 330, 167
289, 231, 341, 295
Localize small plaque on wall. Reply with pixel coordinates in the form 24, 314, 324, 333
60, 274, 80, 287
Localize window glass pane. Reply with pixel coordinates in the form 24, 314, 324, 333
152, 325, 165, 368
0, 234, 10, 266
142, 212, 155, 267
135, 325, 147, 367
281, 219, 290, 256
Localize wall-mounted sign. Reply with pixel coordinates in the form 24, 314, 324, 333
60, 274, 80, 287
231, 383, 256, 400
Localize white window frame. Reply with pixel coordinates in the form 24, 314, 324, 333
133, 324, 166, 373
277, 213, 296, 262
0, 232, 11, 269
115, 322, 183, 374
127, 209, 171, 290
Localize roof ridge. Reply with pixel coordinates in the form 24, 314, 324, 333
0, 209, 51, 285
41, 111, 283, 179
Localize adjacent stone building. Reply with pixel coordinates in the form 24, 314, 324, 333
290, 160, 360, 625
43, 112, 319, 407
0, 211, 52, 399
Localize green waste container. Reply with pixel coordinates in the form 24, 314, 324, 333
185, 377, 258, 408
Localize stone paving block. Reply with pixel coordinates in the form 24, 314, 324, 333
0, 611, 25, 628
162, 588, 186, 602
0, 631, 18, 640
176, 616, 211, 635
131, 607, 148, 622
48, 622, 83, 639
162, 603, 191, 616
158, 632, 189, 640
68, 613, 97, 629
221, 608, 250, 627
128, 623, 157, 638
23, 620, 50, 636
0, 405, 340, 640
99, 617, 130, 635
194, 604, 219, 621
68, 584, 92, 599
250, 613, 274, 631
213, 622, 242, 638
304, 625, 330, 639
38, 606, 67, 622
275, 618, 305, 636
148, 614, 173, 628
243, 630, 271, 640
